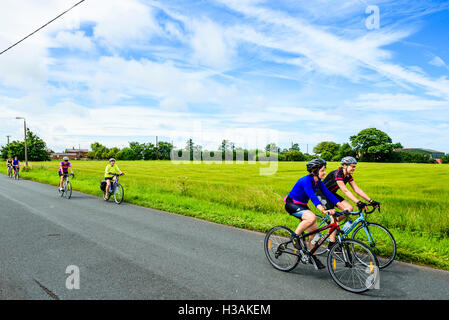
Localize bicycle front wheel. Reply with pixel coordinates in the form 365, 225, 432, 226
352, 222, 396, 269
264, 226, 300, 272
114, 184, 124, 204
65, 181, 72, 199
327, 239, 379, 293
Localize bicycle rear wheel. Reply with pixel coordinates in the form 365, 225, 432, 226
65, 181, 72, 199
352, 222, 396, 269
327, 239, 379, 293
114, 184, 124, 204
264, 226, 300, 272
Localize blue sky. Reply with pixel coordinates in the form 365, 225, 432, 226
0, 0, 449, 153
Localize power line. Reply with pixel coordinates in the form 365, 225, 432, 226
0, 0, 87, 56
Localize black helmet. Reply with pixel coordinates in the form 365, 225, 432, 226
341, 156, 357, 165
306, 158, 327, 175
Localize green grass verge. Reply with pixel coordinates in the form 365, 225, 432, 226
5, 160, 449, 270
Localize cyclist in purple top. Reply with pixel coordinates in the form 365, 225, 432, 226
284, 158, 345, 269
59, 156, 74, 191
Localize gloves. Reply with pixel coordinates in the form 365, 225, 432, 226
357, 201, 368, 210
370, 200, 381, 208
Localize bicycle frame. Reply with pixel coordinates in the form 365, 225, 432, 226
300, 220, 340, 255
321, 210, 376, 247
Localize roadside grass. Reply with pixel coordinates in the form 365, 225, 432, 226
5, 160, 449, 270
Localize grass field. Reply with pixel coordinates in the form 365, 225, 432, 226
5, 160, 449, 270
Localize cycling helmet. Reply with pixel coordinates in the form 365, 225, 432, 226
341, 156, 357, 165
109, 158, 116, 162
306, 158, 327, 175
63, 156, 69, 161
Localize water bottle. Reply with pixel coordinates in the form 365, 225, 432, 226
311, 233, 322, 245
341, 220, 353, 233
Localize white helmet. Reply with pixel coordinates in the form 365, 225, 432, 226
341, 156, 357, 165
63, 156, 69, 161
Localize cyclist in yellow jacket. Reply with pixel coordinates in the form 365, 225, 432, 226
104, 158, 124, 200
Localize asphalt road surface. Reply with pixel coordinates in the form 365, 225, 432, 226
0, 174, 448, 300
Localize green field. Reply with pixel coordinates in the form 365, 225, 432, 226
6, 160, 449, 270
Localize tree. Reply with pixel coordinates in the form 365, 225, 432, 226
116, 147, 136, 160
1, 128, 51, 161
313, 141, 340, 157
284, 150, 306, 161
350, 128, 402, 162
290, 143, 300, 151
265, 143, 280, 153
334, 143, 357, 161
157, 141, 174, 160
129, 142, 144, 160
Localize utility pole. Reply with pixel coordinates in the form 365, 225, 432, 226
6, 135, 11, 145
155, 136, 159, 160
16, 117, 28, 168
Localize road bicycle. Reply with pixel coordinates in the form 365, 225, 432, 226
264, 210, 380, 293
12, 166, 19, 180
58, 173, 74, 199
103, 173, 124, 204
314, 203, 396, 269
7, 165, 13, 178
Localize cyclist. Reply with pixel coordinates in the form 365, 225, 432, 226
315, 156, 381, 250
6, 156, 13, 175
59, 156, 74, 191
104, 158, 124, 200
12, 156, 20, 176
284, 158, 345, 269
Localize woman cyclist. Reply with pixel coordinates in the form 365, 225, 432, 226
104, 158, 124, 200
316, 156, 380, 213
59, 156, 74, 191
315, 156, 381, 250
6, 156, 13, 175
284, 158, 345, 269
12, 156, 20, 176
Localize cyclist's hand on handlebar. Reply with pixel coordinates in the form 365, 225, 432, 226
325, 209, 336, 216
369, 200, 381, 208
357, 201, 369, 210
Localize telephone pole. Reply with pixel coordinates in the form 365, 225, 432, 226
155, 136, 159, 160
6, 135, 11, 144
16, 117, 28, 168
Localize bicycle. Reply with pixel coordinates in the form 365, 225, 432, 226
264, 210, 380, 293
314, 203, 396, 269
12, 166, 19, 180
7, 165, 13, 178
103, 173, 124, 204
58, 173, 74, 199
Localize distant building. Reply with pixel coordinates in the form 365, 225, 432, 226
394, 148, 445, 160
51, 148, 89, 160
66, 148, 89, 159
51, 153, 77, 160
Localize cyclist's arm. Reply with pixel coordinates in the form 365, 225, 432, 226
336, 180, 360, 203
318, 181, 343, 211
348, 180, 371, 202
303, 180, 327, 213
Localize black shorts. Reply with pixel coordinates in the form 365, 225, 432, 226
315, 189, 344, 210
284, 196, 310, 220
59, 171, 69, 177
105, 177, 114, 181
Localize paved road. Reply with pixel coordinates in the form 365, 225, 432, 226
0, 175, 448, 300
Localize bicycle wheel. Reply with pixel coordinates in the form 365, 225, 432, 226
352, 222, 396, 269
113, 184, 124, 204
264, 226, 300, 272
327, 239, 379, 293
65, 181, 72, 199
314, 215, 332, 256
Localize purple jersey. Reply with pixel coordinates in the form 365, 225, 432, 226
59, 161, 72, 173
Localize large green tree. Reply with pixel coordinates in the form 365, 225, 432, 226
1, 128, 51, 161
350, 128, 402, 162
313, 141, 340, 156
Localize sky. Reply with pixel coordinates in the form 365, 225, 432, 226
0, 0, 449, 153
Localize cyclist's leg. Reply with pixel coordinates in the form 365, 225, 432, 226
59, 172, 64, 188
105, 178, 112, 198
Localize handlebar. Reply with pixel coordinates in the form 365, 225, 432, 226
330, 203, 380, 218
107, 173, 124, 176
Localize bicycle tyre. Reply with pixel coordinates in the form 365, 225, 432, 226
327, 238, 379, 293
114, 184, 124, 204
351, 222, 396, 269
65, 181, 72, 199
264, 226, 300, 272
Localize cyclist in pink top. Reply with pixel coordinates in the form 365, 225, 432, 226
59, 156, 74, 191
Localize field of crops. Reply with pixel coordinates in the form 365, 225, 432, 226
8, 160, 449, 270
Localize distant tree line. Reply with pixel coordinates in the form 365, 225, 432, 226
1, 127, 445, 163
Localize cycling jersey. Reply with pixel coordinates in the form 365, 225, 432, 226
12, 159, 19, 167
287, 174, 340, 208
59, 161, 72, 173
323, 168, 353, 194
6, 160, 12, 166
105, 164, 120, 178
